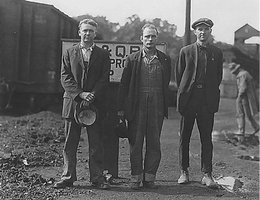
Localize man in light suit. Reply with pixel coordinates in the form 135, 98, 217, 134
175, 18, 223, 188
54, 19, 111, 189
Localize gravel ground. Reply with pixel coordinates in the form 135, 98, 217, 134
0, 98, 259, 200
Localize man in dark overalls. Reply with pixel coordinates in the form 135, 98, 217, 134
117, 24, 171, 190
175, 18, 223, 188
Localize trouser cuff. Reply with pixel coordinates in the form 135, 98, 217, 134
131, 174, 143, 182
144, 173, 156, 182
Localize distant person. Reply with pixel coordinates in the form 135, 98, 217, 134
117, 24, 171, 189
175, 18, 223, 188
229, 62, 259, 141
54, 19, 111, 189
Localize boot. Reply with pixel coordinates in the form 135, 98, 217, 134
130, 182, 141, 190
143, 181, 158, 189
53, 180, 73, 189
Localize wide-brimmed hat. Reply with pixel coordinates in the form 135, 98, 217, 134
74, 101, 97, 126
229, 62, 241, 74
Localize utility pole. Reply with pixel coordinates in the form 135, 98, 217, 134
184, 0, 191, 46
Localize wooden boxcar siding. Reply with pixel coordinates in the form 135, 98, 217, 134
0, 0, 78, 94
0, 0, 22, 82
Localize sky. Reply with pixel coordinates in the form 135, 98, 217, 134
29, 0, 259, 44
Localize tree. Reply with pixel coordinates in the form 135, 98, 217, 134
115, 15, 145, 42
74, 14, 119, 40
73, 14, 183, 65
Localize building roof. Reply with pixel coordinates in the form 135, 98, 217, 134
25, 0, 77, 24
235, 24, 260, 41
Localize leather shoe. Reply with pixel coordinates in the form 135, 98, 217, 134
143, 181, 158, 189
91, 182, 111, 190
201, 173, 218, 188
53, 180, 73, 189
130, 182, 141, 190
178, 170, 189, 184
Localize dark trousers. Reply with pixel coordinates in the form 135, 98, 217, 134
179, 88, 214, 173
61, 118, 105, 183
129, 90, 164, 182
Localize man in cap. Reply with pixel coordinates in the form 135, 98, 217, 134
54, 19, 111, 189
175, 18, 223, 188
229, 62, 259, 141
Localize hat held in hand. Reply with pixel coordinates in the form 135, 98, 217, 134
74, 100, 97, 126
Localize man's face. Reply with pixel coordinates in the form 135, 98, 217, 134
78, 23, 96, 44
194, 24, 212, 42
140, 27, 158, 49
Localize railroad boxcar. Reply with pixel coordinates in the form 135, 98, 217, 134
0, 0, 79, 110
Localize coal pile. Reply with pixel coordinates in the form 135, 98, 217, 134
0, 111, 68, 200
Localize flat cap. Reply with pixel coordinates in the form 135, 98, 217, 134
192, 18, 214, 29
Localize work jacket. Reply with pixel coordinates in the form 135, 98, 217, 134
117, 49, 171, 121
236, 70, 259, 116
175, 43, 223, 114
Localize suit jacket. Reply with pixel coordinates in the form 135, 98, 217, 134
61, 43, 111, 119
117, 49, 171, 121
175, 43, 223, 115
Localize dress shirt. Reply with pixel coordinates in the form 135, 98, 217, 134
142, 49, 158, 65
196, 43, 208, 85
80, 43, 95, 62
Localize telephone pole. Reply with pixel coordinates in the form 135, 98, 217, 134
184, 0, 191, 46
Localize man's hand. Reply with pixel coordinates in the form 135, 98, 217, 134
80, 100, 89, 108
79, 92, 95, 103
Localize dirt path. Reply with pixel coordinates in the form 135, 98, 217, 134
0, 98, 259, 200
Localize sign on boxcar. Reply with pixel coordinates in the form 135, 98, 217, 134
62, 40, 167, 82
